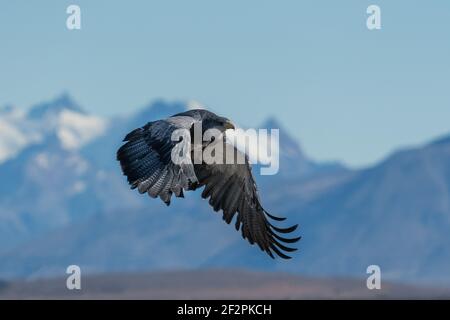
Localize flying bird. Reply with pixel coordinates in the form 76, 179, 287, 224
116, 109, 300, 259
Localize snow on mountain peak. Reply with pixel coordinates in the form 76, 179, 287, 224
0, 95, 108, 164
0, 118, 29, 162
56, 109, 108, 150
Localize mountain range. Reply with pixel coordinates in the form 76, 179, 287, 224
0, 94, 449, 285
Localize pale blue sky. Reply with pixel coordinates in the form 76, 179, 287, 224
1, 1, 449, 167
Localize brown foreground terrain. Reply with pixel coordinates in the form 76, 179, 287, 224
0, 269, 449, 299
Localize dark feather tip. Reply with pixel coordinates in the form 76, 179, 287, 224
270, 223, 298, 234
265, 211, 286, 221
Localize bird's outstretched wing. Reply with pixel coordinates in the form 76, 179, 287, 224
117, 116, 198, 205
192, 139, 301, 259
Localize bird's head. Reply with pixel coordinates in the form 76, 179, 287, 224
218, 117, 236, 131
200, 112, 235, 133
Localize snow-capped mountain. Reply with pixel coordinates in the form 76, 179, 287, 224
0, 94, 108, 164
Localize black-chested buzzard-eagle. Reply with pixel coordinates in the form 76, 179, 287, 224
116, 109, 300, 259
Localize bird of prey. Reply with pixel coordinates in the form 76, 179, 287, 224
117, 109, 300, 259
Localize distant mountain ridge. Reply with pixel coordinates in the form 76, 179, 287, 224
0, 94, 107, 164
27, 93, 85, 119
0, 94, 449, 285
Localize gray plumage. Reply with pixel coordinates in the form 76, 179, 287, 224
117, 109, 300, 259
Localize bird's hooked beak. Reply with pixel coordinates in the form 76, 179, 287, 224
224, 120, 235, 130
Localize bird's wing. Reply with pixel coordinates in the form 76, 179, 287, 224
193, 139, 300, 259
117, 116, 198, 205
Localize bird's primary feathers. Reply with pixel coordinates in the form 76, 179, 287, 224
116, 109, 300, 259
